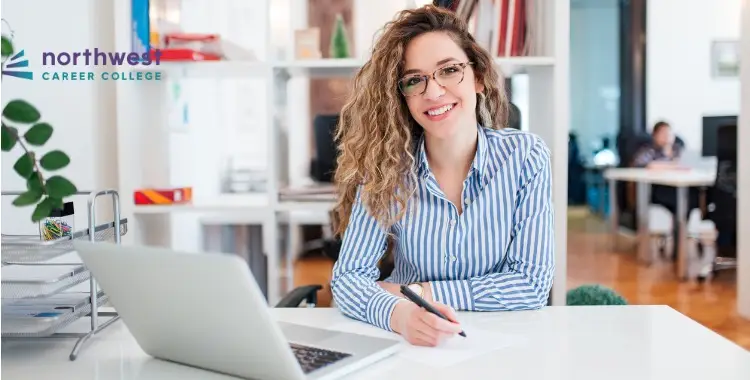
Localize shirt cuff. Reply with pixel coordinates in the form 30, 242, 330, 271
365, 291, 405, 332
430, 279, 475, 311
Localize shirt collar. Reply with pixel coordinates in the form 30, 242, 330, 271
416, 124, 489, 179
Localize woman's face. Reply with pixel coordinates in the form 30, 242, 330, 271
653, 125, 674, 147
399, 31, 483, 140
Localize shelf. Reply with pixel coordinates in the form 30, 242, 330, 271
132, 193, 270, 214
494, 56, 556, 74
131, 60, 270, 78
272, 56, 555, 78
1, 292, 109, 338
276, 200, 336, 213
1, 219, 129, 265
274, 59, 365, 78
2, 264, 91, 299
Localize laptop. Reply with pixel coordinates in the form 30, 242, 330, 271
73, 241, 400, 380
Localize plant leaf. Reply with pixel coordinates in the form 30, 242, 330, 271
12, 189, 42, 207
1, 36, 13, 57
23, 122, 53, 146
31, 197, 54, 223
27, 171, 44, 192
1, 123, 18, 151
40, 150, 70, 170
49, 197, 64, 210
13, 152, 35, 179
3, 100, 41, 123
46, 175, 77, 198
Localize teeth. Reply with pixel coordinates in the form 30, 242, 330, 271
427, 104, 453, 116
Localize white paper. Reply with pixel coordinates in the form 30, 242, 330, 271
328, 320, 522, 368
397, 324, 520, 367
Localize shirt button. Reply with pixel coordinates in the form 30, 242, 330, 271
450, 256, 457, 261
464, 198, 471, 205
449, 219, 456, 226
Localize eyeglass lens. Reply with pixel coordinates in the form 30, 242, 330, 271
399, 63, 466, 96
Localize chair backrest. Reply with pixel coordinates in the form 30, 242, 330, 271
310, 114, 340, 183
618, 132, 653, 211
706, 124, 737, 255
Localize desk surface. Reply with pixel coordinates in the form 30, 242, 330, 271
604, 167, 715, 186
2, 306, 749, 380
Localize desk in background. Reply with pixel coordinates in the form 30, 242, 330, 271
604, 168, 715, 279
2, 306, 749, 380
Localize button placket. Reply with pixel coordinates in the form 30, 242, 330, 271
446, 216, 460, 265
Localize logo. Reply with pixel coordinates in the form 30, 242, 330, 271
1, 19, 32, 80
1, 18, 162, 82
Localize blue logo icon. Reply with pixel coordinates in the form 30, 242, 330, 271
3, 49, 32, 80
1, 19, 32, 80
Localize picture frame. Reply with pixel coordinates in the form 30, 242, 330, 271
711, 40, 740, 78
294, 28, 322, 59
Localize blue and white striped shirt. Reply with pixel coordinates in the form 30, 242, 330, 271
331, 125, 555, 331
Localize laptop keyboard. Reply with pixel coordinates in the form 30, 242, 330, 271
289, 342, 352, 373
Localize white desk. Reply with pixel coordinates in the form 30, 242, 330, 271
603, 168, 716, 279
3, 306, 749, 380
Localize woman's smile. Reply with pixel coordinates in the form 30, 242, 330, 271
424, 102, 458, 122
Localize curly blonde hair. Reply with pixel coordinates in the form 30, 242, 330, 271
333, 5, 509, 236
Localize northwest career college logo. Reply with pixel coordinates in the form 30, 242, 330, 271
1, 19, 32, 80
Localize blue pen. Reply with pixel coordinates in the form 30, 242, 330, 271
399, 285, 467, 337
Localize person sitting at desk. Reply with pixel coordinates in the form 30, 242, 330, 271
633, 121, 700, 258
632, 121, 684, 169
329, 5, 554, 347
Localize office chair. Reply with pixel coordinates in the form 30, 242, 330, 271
698, 124, 737, 279
275, 236, 396, 308
289, 114, 341, 263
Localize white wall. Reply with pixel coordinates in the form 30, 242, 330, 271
0, 0, 118, 234
353, 0, 409, 59
737, 0, 750, 320
570, 0, 619, 158
647, 0, 742, 151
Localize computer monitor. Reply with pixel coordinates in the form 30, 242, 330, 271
702, 115, 737, 157
310, 114, 340, 183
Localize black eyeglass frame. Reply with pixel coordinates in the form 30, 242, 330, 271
397, 61, 475, 97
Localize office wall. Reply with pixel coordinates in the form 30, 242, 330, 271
570, 0, 619, 158
647, 0, 741, 152
738, 0, 750, 319
0, 0, 117, 234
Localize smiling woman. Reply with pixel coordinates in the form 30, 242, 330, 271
330, 5, 555, 348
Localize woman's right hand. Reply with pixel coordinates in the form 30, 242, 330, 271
390, 301, 463, 347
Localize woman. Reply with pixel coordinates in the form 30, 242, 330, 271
330, 5, 554, 347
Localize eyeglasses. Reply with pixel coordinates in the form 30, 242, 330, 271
398, 62, 474, 97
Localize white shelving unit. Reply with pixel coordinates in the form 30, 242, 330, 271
113, 0, 569, 307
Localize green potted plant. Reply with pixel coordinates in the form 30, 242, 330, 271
330, 13, 350, 59
1, 34, 78, 223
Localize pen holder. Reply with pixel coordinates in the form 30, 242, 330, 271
39, 202, 75, 241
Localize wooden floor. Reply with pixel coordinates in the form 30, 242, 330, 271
292, 208, 750, 350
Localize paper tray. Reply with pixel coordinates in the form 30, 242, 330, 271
1, 292, 108, 338
1, 264, 91, 299
1, 218, 128, 265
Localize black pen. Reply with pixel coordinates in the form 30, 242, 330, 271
399, 285, 467, 337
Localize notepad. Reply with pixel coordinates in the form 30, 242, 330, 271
328, 320, 523, 368
396, 324, 522, 367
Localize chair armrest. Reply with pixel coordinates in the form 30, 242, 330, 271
275, 285, 324, 308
